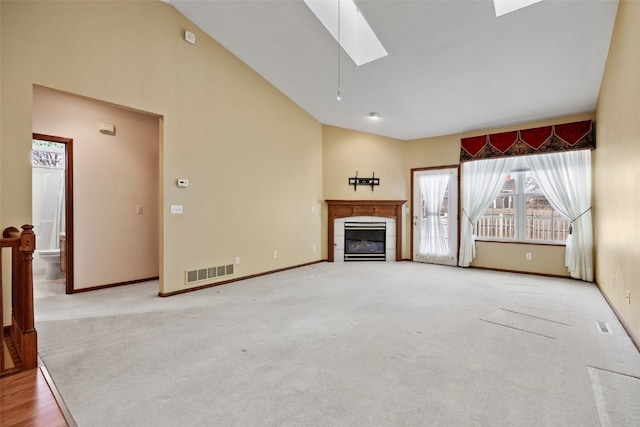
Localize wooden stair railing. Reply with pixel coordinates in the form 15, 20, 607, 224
1, 225, 37, 377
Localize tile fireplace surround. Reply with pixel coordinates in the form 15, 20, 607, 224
326, 200, 406, 262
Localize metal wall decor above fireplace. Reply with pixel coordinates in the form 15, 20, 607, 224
344, 222, 386, 261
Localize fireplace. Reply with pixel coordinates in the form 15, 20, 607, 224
326, 200, 406, 262
344, 222, 386, 261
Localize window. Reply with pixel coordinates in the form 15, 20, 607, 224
475, 170, 570, 243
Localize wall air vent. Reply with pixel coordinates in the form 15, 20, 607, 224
185, 263, 235, 285
186, 270, 198, 284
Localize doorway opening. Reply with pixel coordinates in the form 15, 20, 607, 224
32, 85, 160, 293
32, 133, 74, 295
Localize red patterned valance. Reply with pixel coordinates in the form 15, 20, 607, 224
460, 120, 594, 162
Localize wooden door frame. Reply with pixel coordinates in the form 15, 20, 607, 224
32, 133, 74, 293
410, 165, 461, 263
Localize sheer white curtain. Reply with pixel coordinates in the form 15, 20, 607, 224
526, 150, 593, 281
459, 157, 515, 267
419, 173, 449, 257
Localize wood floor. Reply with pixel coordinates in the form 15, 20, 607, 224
0, 278, 71, 426
0, 367, 68, 427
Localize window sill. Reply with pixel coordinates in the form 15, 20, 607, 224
475, 239, 566, 247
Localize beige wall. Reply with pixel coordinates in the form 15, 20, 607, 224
1, 1, 323, 298
455, 114, 593, 276
404, 133, 461, 259
0, 1, 5, 326
32, 86, 159, 289
472, 242, 568, 277
323, 125, 406, 201
594, 0, 640, 338
4, 0, 635, 344
405, 128, 569, 276
325, 115, 592, 275
322, 125, 406, 258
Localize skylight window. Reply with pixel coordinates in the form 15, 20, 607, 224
304, 0, 388, 66
493, 0, 544, 17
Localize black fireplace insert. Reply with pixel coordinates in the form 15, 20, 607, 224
344, 222, 386, 261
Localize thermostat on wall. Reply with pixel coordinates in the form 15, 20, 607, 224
177, 178, 189, 188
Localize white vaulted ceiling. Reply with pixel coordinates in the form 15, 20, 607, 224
164, 0, 619, 140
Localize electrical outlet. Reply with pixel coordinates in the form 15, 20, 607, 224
235, 257, 240, 265
525, 252, 532, 261
312, 244, 316, 252
170, 205, 183, 214
136, 205, 143, 214
273, 251, 278, 258
626, 290, 631, 304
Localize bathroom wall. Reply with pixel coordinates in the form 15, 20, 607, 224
32, 86, 160, 289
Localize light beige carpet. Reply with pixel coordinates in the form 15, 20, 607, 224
35, 262, 640, 426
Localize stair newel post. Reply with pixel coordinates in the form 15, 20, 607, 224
19, 224, 37, 369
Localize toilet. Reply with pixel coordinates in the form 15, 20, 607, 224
38, 249, 61, 280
